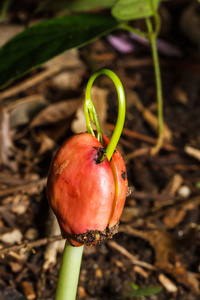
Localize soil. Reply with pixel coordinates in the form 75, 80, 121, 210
0, 1, 200, 300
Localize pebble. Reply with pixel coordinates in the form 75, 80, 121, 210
178, 185, 191, 198
24, 228, 38, 241
0, 229, 23, 244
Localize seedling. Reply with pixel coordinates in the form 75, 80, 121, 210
46, 69, 127, 299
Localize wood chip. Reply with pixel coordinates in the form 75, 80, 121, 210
133, 265, 149, 278
158, 273, 178, 293
21, 281, 36, 300
184, 145, 200, 161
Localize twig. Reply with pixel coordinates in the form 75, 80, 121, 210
107, 240, 157, 270
0, 177, 47, 197
1, 65, 61, 99
106, 123, 176, 152
0, 235, 62, 256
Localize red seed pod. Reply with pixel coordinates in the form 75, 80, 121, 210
46, 132, 127, 246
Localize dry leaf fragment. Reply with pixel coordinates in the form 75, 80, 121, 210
52, 71, 83, 90
34, 133, 55, 155
44, 49, 85, 69
126, 89, 172, 142
7, 95, 48, 128
30, 98, 82, 128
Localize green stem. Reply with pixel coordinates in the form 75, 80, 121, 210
0, 0, 12, 21
55, 241, 84, 300
84, 69, 126, 161
119, 23, 148, 38
145, 17, 163, 137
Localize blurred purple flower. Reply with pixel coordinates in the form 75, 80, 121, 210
107, 34, 135, 53
107, 32, 182, 57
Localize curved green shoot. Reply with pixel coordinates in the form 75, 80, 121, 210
84, 69, 126, 161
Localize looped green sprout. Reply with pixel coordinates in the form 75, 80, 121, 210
84, 69, 126, 161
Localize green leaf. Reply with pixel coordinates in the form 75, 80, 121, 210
0, 14, 118, 89
36, 0, 116, 12
64, 0, 116, 11
124, 284, 163, 298
112, 0, 162, 21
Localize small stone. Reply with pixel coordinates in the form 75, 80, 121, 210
77, 286, 87, 298
24, 228, 38, 241
178, 185, 191, 198
0, 229, 23, 244
95, 268, 103, 278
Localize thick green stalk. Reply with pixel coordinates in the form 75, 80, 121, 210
55, 241, 84, 300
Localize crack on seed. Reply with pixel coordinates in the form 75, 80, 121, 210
121, 171, 127, 180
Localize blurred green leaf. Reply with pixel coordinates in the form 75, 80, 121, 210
112, 0, 162, 21
36, 0, 116, 12
123, 283, 163, 298
0, 14, 118, 89
195, 182, 200, 188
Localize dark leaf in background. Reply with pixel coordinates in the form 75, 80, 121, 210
36, 0, 116, 12
0, 14, 118, 89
